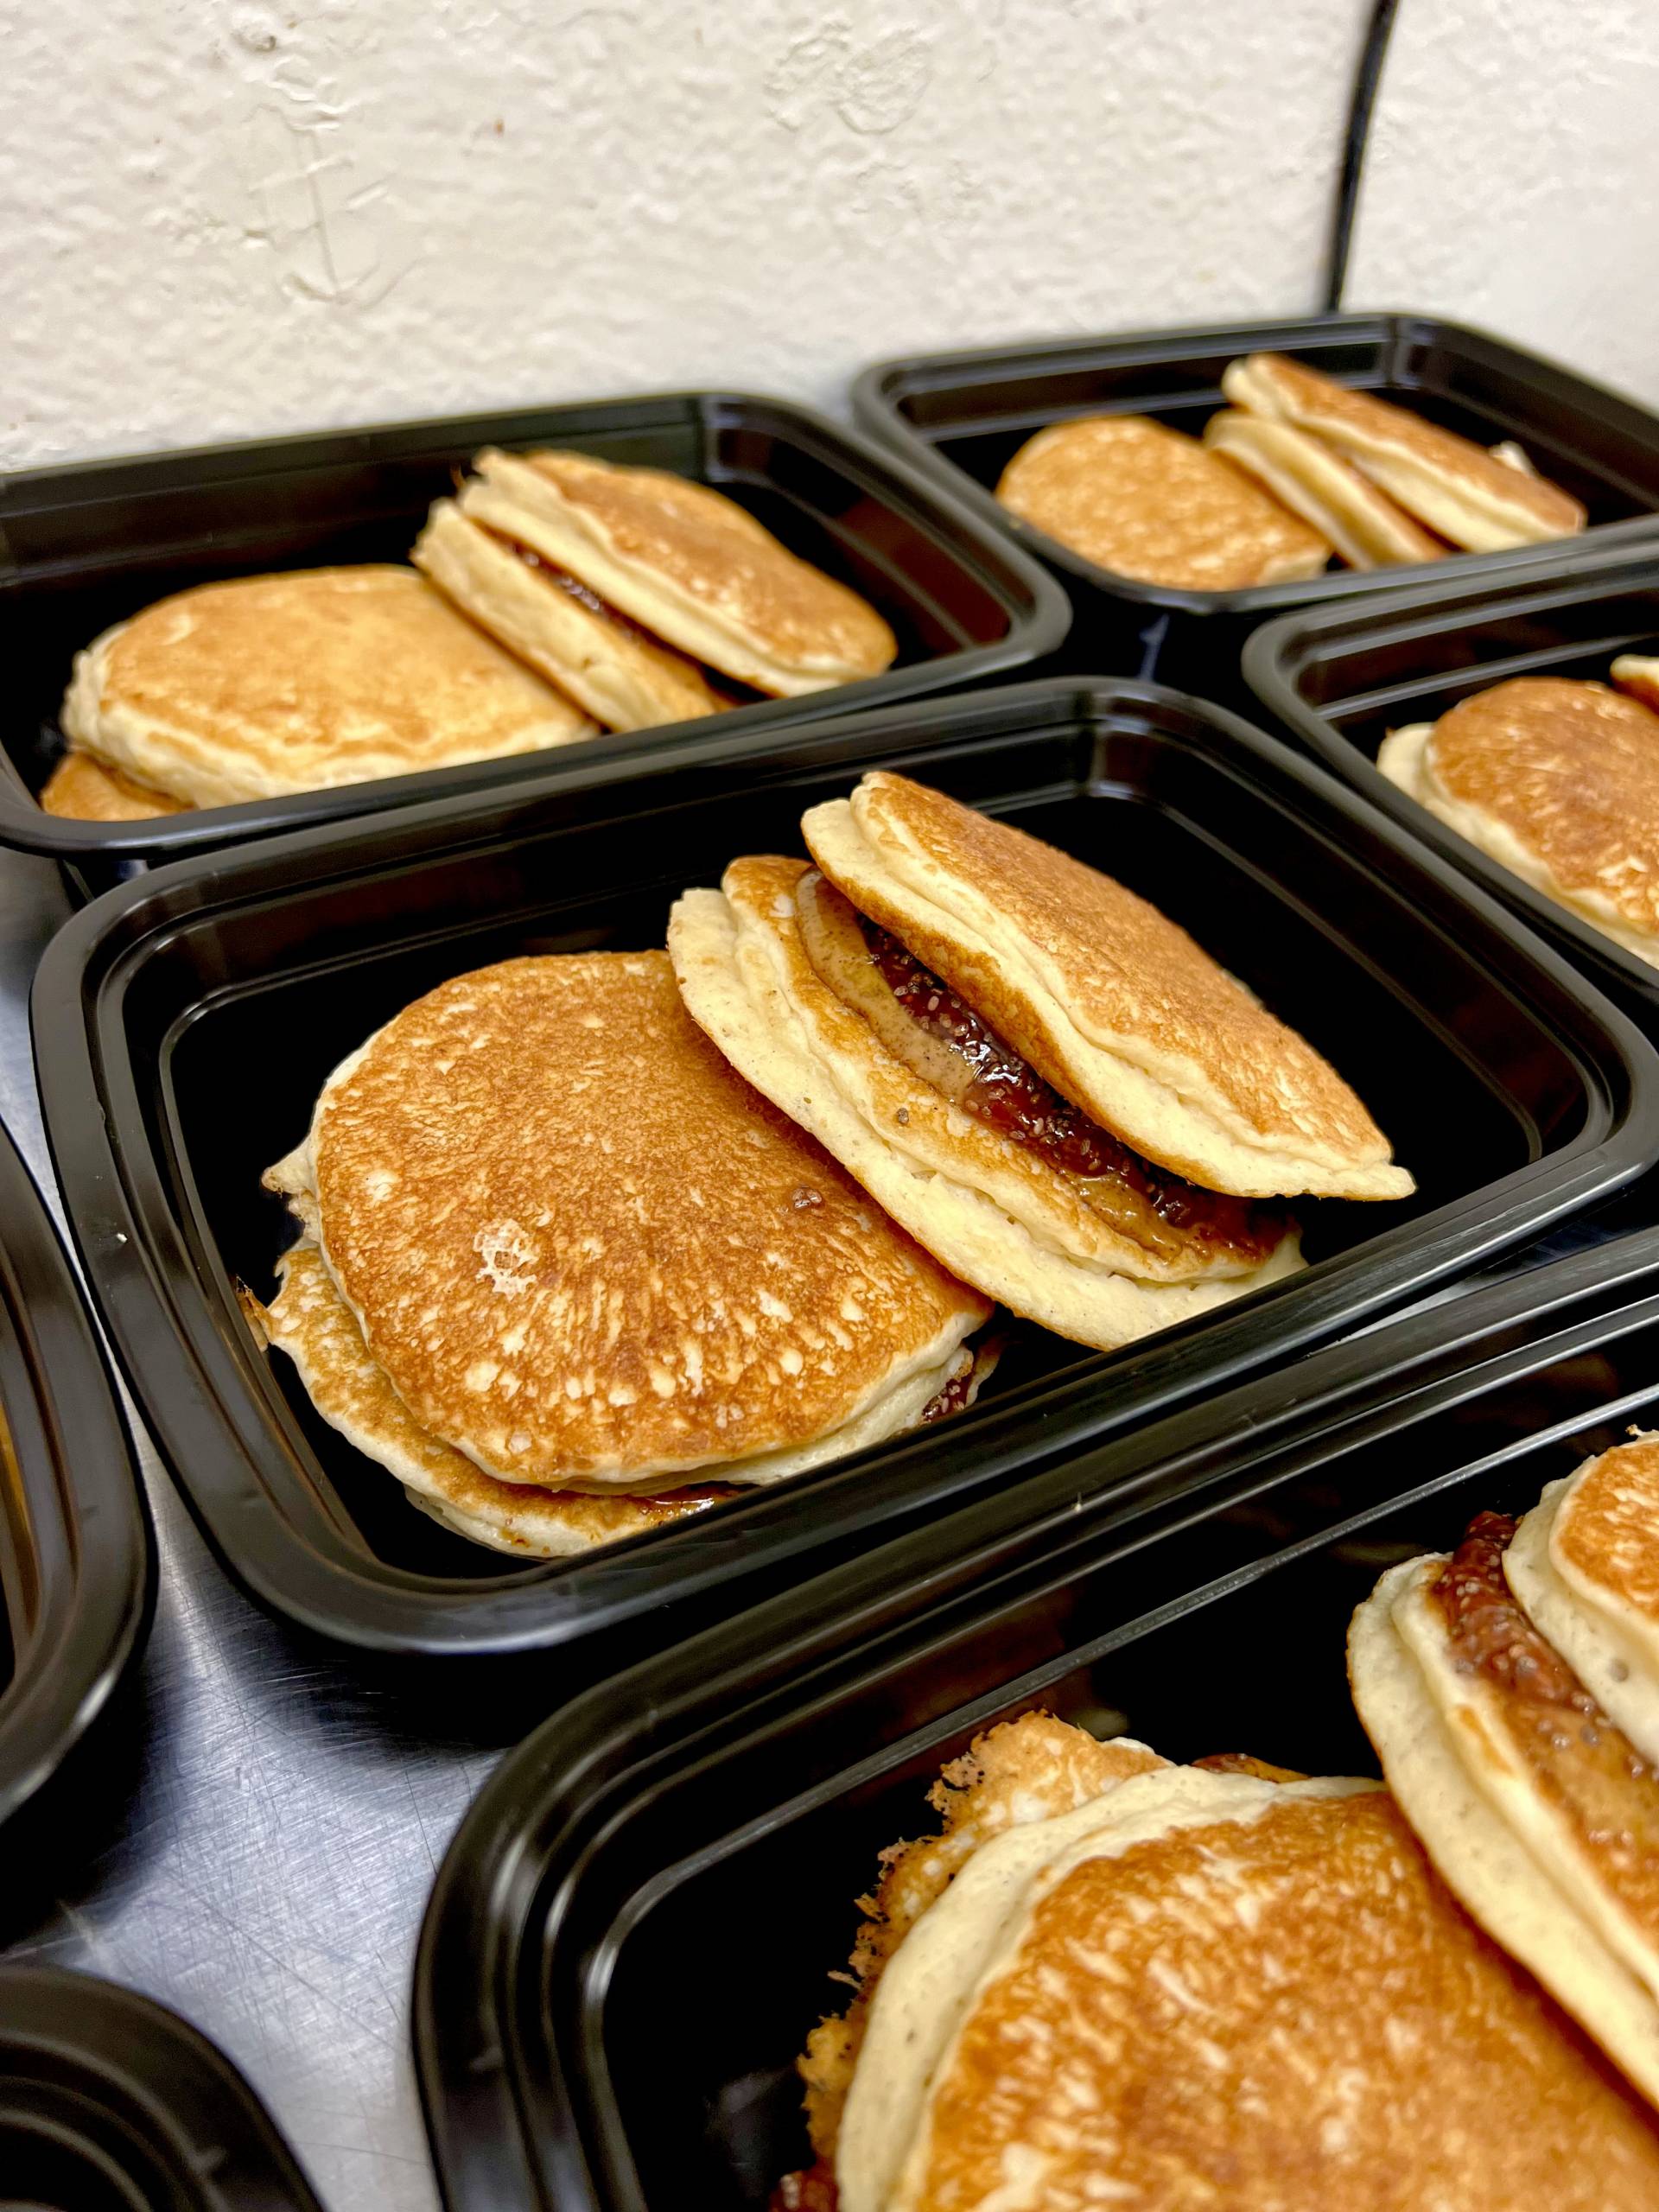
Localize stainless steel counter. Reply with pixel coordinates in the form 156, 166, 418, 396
2, 846, 467, 2211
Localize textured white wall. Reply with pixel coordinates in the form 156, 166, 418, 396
1351, 0, 1659, 409
4, 0, 1372, 467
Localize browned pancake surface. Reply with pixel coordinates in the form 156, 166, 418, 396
522, 452, 896, 675
995, 415, 1330, 589
827, 773, 1390, 1164
1554, 1435, 1659, 1614
40, 751, 191, 819
313, 951, 980, 1486
1247, 356, 1586, 534
909, 1788, 1659, 2209
1429, 677, 1659, 936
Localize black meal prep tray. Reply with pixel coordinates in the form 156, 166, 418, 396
1243, 542, 1659, 1022
0, 1105, 150, 1885
851, 312, 1659, 702
29, 675, 1659, 1673
0, 389, 1071, 902
0, 1962, 323, 2211
414, 1224, 1659, 2212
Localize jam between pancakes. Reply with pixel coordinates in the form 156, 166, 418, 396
798, 868, 1283, 1264
1434, 1513, 1659, 1917
500, 536, 665, 646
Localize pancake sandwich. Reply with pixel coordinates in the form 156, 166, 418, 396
256, 950, 989, 1556
1224, 353, 1586, 552
994, 413, 1332, 589
777, 1710, 1659, 2210
1377, 675, 1659, 969
415, 448, 897, 715
1203, 407, 1447, 569
60, 565, 593, 811
1351, 1435, 1659, 2109
670, 772, 1411, 1351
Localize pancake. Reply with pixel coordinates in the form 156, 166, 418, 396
62, 566, 595, 810
1505, 1437, 1659, 1765
1203, 408, 1447, 569
1224, 354, 1586, 551
668, 854, 1303, 1347
1376, 677, 1659, 969
828, 1747, 1659, 2211
39, 750, 191, 821
801, 1714, 1168, 2164
412, 495, 728, 731
1351, 1529, 1659, 2108
995, 413, 1332, 590
798, 773, 1410, 1201
442, 449, 897, 696
264, 950, 988, 1496
1614, 655, 1659, 715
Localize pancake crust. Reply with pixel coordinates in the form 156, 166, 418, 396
252, 1238, 732, 1555
1421, 678, 1659, 946
293, 951, 986, 1490
413, 499, 725, 731
62, 566, 595, 809
995, 414, 1331, 590
1203, 408, 1446, 569
803, 772, 1410, 1200
1614, 656, 1659, 715
803, 1715, 1166, 2164
889, 1776, 1659, 2211
467, 449, 897, 695
40, 750, 191, 820
1224, 354, 1586, 550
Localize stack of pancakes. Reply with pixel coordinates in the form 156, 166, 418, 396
779, 1706, 1659, 2209
258, 772, 1409, 1559
995, 351, 1586, 590
1378, 663, 1659, 968
253, 951, 989, 1559
1352, 1433, 1659, 2113
670, 771, 1409, 1351
44, 452, 896, 821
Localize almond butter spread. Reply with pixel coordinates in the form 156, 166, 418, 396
795, 868, 1286, 1265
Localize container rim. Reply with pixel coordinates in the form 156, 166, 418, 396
850, 308, 1659, 617
31, 676, 1659, 1656
0, 386, 1071, 863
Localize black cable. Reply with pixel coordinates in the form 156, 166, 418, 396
1324, 0, 1402, 312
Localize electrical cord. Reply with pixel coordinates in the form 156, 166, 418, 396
1324, 0, 1402, 312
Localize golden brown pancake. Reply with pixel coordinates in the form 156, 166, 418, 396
61, 566, 595, 810
1203, 408, 1447, 569
40, 750, 191, 821
1377, 677, 1659, 967
872, 1778, 1659, 2210
264, 951, 988, 1495
1224, 354, 1586, 551
799, 773, 1410, 1200
1352, 1517, 1659, 2108
449, 449, 897, 696
412, 493, 728, 732
248, 1239, 734, 1556
995, 413, 1332, 590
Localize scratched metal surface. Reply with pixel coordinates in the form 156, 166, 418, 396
0, 844, 480, 2212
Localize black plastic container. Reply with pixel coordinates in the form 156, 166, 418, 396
852, 313, 1659, 699
0, 1110, 150, 1861
413, 1228, 1659, 2212
1243, 543, 1659, 1016
31, 677, 1659, 1664
0, 1964, 323, 2210
0, 391, 1070, 899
